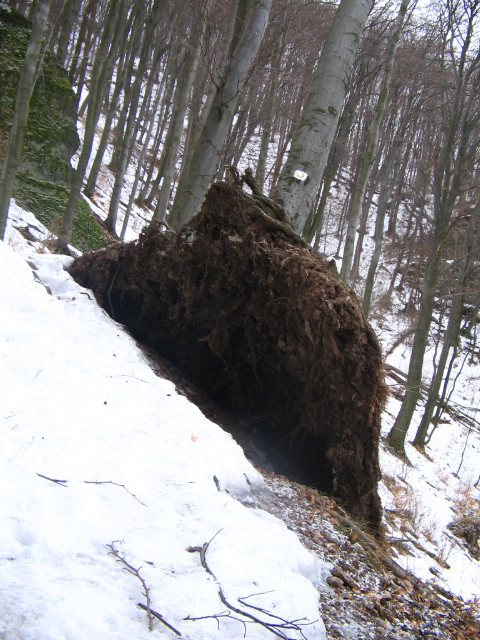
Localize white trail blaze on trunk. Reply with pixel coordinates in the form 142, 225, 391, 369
274, 0, 372, 235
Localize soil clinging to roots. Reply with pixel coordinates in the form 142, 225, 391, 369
68, 181, 388, 533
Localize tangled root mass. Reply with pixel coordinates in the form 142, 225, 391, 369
69, 182, 387, 533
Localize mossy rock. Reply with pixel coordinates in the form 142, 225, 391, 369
14, 175, 107, 253
0, 6, 107, 252
0, 8, 79, 183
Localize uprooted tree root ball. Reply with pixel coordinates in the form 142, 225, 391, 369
68, 181, 388, 533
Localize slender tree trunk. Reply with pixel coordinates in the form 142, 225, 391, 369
54, 0, 76, 66
56, 0, 127, 252
67, 0, 95, 83
140, 65, 176, 206
168, 0, 273, 229
0, 0, 51, 240
387, 3, 480, 455
105, 0, 164, 234
83, 13, 138, 199
305, 75, 364, 244
362, 132, 412, 315
151, 5, 210, 223
413, 198, 479, 448
120, 78, 165, 240
350, 156, 381, 284
340, 0, 409, 282
256, 8, 287, 190
273, 0, 373, 234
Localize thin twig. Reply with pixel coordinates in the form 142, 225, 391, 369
185, 610, 247, 634
108, 541, 181, 634
191, 532, 314, 639
36, 472, 68, 486
83, 480, 147, 506
138, 603, 182, 636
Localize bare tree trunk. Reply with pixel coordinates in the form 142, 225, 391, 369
120, 78, 165, 240
151, 3, 211, 223
387, 55, 480, 457
0, 0, 51, 240
83, 35, 133, 199
105, 0, 165, 234
340, 0, 410, 282
362, 125, 412, 315
413, 198, 480, 448
56, 0, 127, 253
306, 72, 365, 244
273, 0, 373, 234
255, 5, 287, 190
168, 0, 273, 230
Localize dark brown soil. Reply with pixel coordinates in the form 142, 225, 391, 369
68, 181, 388, 533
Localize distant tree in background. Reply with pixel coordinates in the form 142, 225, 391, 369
387, 0, 480, 456
340, 0, 411, 284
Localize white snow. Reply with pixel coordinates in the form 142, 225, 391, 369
0, 217, 327, 640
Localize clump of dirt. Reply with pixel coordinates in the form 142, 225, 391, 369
68, 181, 387, 533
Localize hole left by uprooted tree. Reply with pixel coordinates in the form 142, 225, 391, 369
68, 181, 388, 534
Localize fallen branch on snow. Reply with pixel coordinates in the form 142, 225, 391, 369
108, 541, 181, 636
186, 531, 316, 639
35, 473, 147, 506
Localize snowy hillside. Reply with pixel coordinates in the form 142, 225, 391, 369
0, 211, 327, 640
1, 198, 479, 639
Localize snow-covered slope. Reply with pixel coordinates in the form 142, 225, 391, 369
0, 220, 327, 640
2, 195, 479, 640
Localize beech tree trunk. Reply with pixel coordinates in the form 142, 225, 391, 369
255, 6, 287, 190
0, 0, 51, 240
273, 0, 373, 235
387, 7, 480, 456
151, 4, 210, 223
340, 0, 409, 282
105, 0, 164, 234
168, 0, 273, 230
412, 198, 480, 448
56, 0, 127, 253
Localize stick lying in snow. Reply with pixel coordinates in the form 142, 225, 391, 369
83, 479, 147, 506
186, 531, 316, 639
137, 603, 182, 636
36, 472, 68, 486
36, 473, 147, 505
108, 541, 181, 636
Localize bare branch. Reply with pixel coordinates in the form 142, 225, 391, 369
188, 532, 316, 639
36, 472, 68, 486
108, 541, 181, 635
83, 480, 148, 506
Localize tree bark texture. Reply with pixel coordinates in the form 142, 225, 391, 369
56, 0, 127, 252
151, 4, 210, 223
273, 0, 373, 235
340, 0, 409, 282
413, 198, 480, 448
168, 0, 273, 230
105, 0, 165, 234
